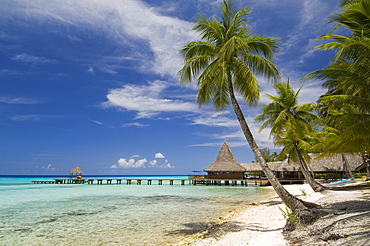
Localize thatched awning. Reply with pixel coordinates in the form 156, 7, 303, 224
241, 153, 365, 173
69, 165, 84, 174
203, 140, 246, 172
300, 153, 364, 172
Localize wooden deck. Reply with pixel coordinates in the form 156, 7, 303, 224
31, 178, 304, 186
31, 180, 56, 184
51, 178, 188, 185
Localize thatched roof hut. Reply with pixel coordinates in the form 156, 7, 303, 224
203, 140, 246, 173
202, 141, 366, 180
69, 165, 84, 175
240, 153, 365, 173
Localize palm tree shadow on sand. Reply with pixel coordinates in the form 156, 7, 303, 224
285, 185, 370, 246
164, 220, 246, 239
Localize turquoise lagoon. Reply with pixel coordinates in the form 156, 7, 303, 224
0, 175, 274, 245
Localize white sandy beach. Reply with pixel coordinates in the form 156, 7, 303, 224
186, 184, 316, 246
182, 182, 370, 246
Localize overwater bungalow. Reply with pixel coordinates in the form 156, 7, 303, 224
202, 140, 366, 181
203, 140, 246, 179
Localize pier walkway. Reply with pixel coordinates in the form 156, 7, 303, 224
31, 178, 303, 186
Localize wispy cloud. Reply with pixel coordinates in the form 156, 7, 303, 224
11, 115, 44, 121
103, 80, 198, 119
90, 120, 103, 125
0, 96, 40, 105
0, 69, 22, 77
86, 66, 95, 75
122, 122, 149, 128
42, 164, 61, 171
190, 111, 239, 128
11, 53, 57, 65
2, 0, 196, 78
11, 114, 65, 121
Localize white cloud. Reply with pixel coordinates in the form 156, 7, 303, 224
149, 160, 157, 166
110, 153, 174, 169
157, 159, 174, 168
103, 80, 198, 119
111, 158, 147, 168
155, 152, 165, 158
3, 0, 197, 78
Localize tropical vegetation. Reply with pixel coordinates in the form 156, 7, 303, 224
255, 81, 325, 191
178, 0, 318, 226
303, 0, 370, 160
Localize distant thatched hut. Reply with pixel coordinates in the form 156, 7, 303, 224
240, 153, 365, 179
203, 140, 246, 179
203, 141, 366, 181
69, 165, 84, 178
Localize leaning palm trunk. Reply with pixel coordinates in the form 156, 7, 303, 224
293, 143, 326, 192
228, 82, 318, 225
341, 153, 353, 179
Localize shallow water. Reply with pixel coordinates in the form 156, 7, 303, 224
0, 176, 274, 245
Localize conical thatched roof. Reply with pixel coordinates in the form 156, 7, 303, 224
69, 165, 84, 174
203, 140, 246, 172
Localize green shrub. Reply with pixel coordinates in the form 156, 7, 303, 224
300, 189, 307, 196
353, 173, 367, 179
315, 173, 323, 179
279, 206, 296, 224
315, 173, 342, 180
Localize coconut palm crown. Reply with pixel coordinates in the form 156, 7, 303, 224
178, 0, 280, 110
255, 81, 324, 191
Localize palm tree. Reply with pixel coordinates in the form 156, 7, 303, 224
333, 0, 370, 37
255, 81, 325, 191
302, 0, 370, 157
178, 0, 317, 226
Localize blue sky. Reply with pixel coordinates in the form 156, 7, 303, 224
0, 0, 339, 175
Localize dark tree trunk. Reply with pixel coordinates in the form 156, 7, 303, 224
293, 142, 326, 192
227, 81, 318, 226
341, 153, 353, 179
364, 151, 370, 181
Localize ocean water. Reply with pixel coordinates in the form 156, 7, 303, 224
0, 175, 274, 246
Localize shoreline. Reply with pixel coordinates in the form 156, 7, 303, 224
180, 181, 370, 246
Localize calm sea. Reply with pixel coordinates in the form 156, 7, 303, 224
0, 175, 274, 246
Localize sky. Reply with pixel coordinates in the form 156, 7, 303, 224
0, 0, 340, 175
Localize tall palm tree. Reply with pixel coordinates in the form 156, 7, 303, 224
178, 0, 317, 225
255, 81, 325, 191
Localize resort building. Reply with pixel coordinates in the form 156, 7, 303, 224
203, 140, 246, 179
203, 140, 366, 181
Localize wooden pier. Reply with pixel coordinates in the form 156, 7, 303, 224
31, 178, 190, 185
31, 180, 56, 184
31, 178, 303, 186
